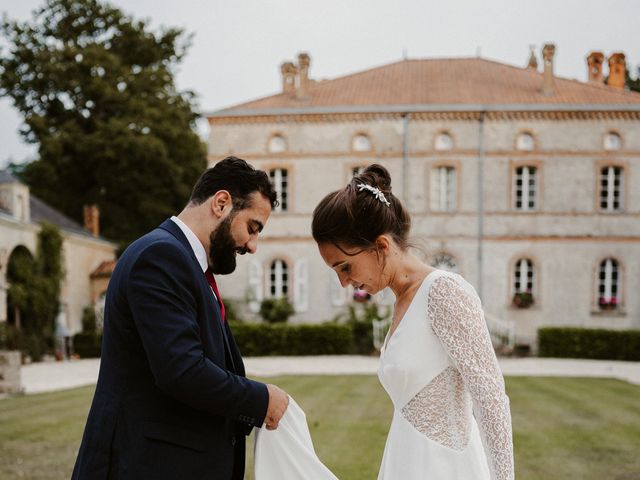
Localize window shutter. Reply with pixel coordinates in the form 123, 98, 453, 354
294, 258, 309, 312
248, 259, 263, 313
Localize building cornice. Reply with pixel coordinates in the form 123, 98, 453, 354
208, 103, 640, 124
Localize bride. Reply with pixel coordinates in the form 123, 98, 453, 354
256, 164, 514, 480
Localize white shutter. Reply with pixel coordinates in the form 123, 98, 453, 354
248, 259, 263, 313
294, 258, 309, 312
330, 273, 346, 307
376, 287, 395, 306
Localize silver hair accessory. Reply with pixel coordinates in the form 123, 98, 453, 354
357, 183, 391, 207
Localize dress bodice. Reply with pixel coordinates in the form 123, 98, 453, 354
378, 270, 514, 480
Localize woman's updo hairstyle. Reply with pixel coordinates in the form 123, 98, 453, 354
312, 164, 411, 254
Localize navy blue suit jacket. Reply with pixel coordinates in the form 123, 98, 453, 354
72, 219, 268, 480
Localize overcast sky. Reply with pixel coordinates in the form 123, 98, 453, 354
1, 0, 639, 168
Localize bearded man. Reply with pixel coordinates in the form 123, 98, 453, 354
72, 157, 289, 480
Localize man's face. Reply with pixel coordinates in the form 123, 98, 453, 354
208, 192, 272, 274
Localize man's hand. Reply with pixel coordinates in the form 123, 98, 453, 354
265, 384, 289, 430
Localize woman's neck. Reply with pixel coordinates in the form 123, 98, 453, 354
386, 251, 434, 301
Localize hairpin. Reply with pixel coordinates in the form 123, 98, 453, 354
357, 183, 391, 207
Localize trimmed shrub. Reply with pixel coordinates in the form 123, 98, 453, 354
230, 322, 354, 356
538, 327, 640, 361
73, 333, 102, 358
259, 298, 295, 324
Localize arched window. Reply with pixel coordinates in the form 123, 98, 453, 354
600, 166, 623, 212
269, 259, 289, 298
352, 134, 372, 152
435, 132, 453, 151
430, 253, 458, 272
269, 168, 288, 212
516, 132, 535, 151
430, 166, 456, 211
352, 165, 366, 177
598, 258, 620, 311
512, 259, 535, 308
268, 134, 287, 153
603, 132, 622, 151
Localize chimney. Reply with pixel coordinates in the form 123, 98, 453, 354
83, 204, 100, 237
541, 43, 556, 96
527, 45, 538, 70
280, 61, 297, 94
296, 52, 311, 99
587, 51, 605, 83
607, 52, 626, 89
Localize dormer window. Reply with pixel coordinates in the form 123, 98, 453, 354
352, 134, 372, 152
268, 134, 287, 153
435, 132, 453, 151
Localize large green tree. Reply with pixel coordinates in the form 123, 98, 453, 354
0, 0, 206, 246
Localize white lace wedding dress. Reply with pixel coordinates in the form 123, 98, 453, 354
377, 270, 514, 480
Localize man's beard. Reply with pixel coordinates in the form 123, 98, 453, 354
208, 215, 247, 275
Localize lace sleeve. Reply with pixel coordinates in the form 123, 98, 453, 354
428, 276, 514, 480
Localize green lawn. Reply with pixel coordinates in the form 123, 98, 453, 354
1, 376, 639, 480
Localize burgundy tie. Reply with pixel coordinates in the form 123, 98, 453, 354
205, 269, 225, 323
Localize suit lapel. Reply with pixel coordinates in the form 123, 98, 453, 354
157, 218, 237, 373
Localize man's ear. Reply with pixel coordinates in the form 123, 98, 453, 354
211, 190, 233, 219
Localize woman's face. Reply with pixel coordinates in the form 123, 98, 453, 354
318, 242, 387, 295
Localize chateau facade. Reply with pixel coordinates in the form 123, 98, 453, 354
208, 47, 640, 349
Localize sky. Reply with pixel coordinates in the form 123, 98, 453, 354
1, 0, 639, 168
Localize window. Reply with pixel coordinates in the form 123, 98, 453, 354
603, 132, 621, 151
598, 258, 620, 311
513, 259, 535, 308
352, 166, 366, 177
269, 168, 288, 212
268, 134, 287, 153
516, 133, 535, 151
514, 166, 537, 211
269, 259, 289, 298
600, 166, 623, 212
95, 292, 107, 331
430, 253, 458, 272
513, 259, 534, 294
352, 134, 372, 152
435, 132, 453, 151
430, 166, 456, 211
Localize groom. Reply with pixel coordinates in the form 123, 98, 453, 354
72, 157, 289, 480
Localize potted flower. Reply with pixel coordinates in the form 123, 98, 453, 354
512, 291, 534, 309
353, 288, 371, 303
598, 296, 618, 311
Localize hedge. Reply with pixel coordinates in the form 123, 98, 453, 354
230, 322, 355, 356
71, 322, 372, 358
73, 332, 102, 358
538, 327, 640, 361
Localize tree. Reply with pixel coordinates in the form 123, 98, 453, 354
5, 222, 64, 360
0, 0, 206, 246
626, 65, 640, 93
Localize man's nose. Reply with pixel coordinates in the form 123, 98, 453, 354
245, 237, 257, 254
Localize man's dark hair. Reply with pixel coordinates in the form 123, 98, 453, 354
189, 156, 278, 210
